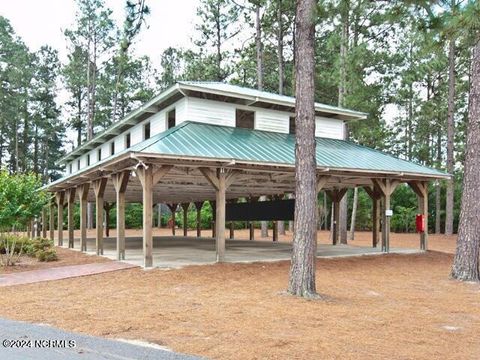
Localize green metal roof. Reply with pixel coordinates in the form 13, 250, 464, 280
131, 121, 448, 178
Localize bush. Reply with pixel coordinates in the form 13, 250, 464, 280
27, 237, 54, 256
27, 237, 57, 262
0, 234, 31, 255
36, 248, 57, 262
0, 234, 32, 266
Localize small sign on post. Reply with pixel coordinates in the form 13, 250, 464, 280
385, 209, 393, 217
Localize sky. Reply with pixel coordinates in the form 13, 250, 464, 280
0, 0, 201, 146
0, 0, 200, 64
0, 0, 397, 139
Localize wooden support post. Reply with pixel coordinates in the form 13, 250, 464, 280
112, 171, 129, 260
55, 191, 65, 246
229, 222, 234, 239
42, 207, 47, 239
136, 166, 153, 267
136, 165, 172, 267
66, 188, 76, 248
77, 183, 90, 252
273, 221, 278, 242
200, 167, 238, 262
93, 178, 107, 255
325, 187, 347, 246
194, 202, 203, 237
49, 201, 55, 241
372, 179, 400, 253
363, 186, 382, 248
409, 181, 429, 251
167, 203, 178, 236
181, 203, 190, 236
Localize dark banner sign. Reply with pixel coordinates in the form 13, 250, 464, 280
226, 199, 295, 221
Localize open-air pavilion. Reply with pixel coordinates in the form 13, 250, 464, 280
41, 121, 449, 268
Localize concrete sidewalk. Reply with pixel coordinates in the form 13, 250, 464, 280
0, 262, 137, 287
0, 318, 200, 359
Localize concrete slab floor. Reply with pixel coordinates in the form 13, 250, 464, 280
62, 236, 421, 269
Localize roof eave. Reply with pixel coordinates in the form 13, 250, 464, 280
56, 83, 182, 165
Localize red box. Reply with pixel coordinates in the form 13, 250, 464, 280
416, 214, 425, 233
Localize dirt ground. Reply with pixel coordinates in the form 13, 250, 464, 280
0, 232, 478, 359
0, 247, 110, 274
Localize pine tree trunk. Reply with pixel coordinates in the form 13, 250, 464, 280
445, 30, 456, 236
450, 37, 480, 282
338, 0, 349, 245
215, 1, 222, 81
256, 4, 263, 90
349, 187, 358, 240
288, 193, 294, 232
288, 0, 317, 298
277, 0, 284, 94
435, 129, 442, 234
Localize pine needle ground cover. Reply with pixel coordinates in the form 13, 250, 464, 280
0, 232, 476, 359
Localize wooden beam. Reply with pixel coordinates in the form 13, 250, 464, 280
199, 167, 219, 190
225, 170, 240, 188
153, 165, 173, 185
93, 178, 107, 255
112, 171, 129, 260
55, 191, 65, 246
77, 183, 90, 252
316, 175, 330, 193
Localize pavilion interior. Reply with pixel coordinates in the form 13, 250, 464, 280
42, 152, 437, 268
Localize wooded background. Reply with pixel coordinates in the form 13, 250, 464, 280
0, 0, 471, 235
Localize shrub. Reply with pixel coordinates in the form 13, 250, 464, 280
36, 248, 57, 262
0, 234, 32, 266
0, 234, 31, 255
27, 237, 54, 256
28, 237, 57, 262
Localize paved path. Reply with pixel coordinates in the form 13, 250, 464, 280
0, 318, 199, 359
0, 262, 137, 287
